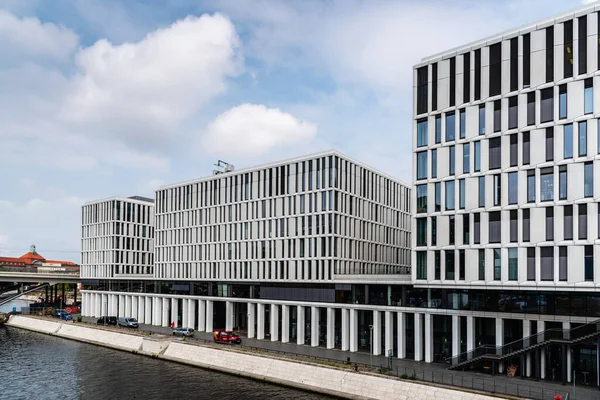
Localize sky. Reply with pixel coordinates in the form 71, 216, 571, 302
0, 0, 594, 262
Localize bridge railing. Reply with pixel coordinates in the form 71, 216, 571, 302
0, 265, 79, 275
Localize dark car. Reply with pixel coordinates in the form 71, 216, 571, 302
57, 311, 73, 321
97, 316, 118, 326
118, 317, 139, 328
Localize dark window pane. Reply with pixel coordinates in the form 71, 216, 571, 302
474, 213, 481, 244
474, 49, 481, 100
508, 96, 518, 129
449, 215, 455, 245
564, 205, 573, 240
463, 214, 470, 244
416, 119, 428, 147
510, 134, 518, 167
523, 209, 531, 242
459, 109, 466, 139
545, 128, 554, 162
416, 251, 427, 279
489, 43, 501, 96
523, 33, 531, 87
478, 249, 485, 280
446, 112, 456, 141
493, 249, 501, 280
579, 204, 588, 240
546, 26, 554, 83
432, 63, 438, 111
584, 162, 594, 198
527, 247, 535, 281
559, 165, 567, 200
416, 184, 427, 213
527, 169, 536, 203
434, 251, 440, 280
559, 84, 567, 119
474, 141, 481, 171
510, 210, 518, 242
540, 247, 554, 281
540, 167, 553, 202
435, 115, 441, 144
541, 88, 554, 123
445, 180, 455, 210
417, 218, 427, 246
489, 211, 501, 243
508, 172, 518, 204
449, 57, 456, 107
431, 216, 437, 246
445, 250, 455, 280
479, 104, 485, 135
478, 176, 485, 208
545, 207, 554, 241
579, 16, 587, 75
431, 149, 437, 178
449, 146, 455, 175
510, 37, 518, 92
523, 131, 530, 164
416, 66, 428, 114
579, 121, 587, 157
416, 151, 427, 180
493, 100, 501, 132
508, 248, 518, 280
463, 143, 470, 174
463, 53, 470, 103
559, 247, 567, 281
564, 20, 573, 79
489, 137, 501, 170
564, 124, 573, 158
585, 245, 594, 281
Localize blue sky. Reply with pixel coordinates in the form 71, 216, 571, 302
0, 0, 592, 262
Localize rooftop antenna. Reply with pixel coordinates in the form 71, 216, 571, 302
213, 160, 235, 175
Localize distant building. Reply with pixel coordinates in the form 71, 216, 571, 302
0, 244, 77, 267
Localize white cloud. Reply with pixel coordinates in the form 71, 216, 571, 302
201, 104, 317, 156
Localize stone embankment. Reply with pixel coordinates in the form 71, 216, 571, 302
7, 315, 501, 400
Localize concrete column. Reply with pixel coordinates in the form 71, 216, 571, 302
247, 303, 255, 338
161, 297, 169, 327
182, 299, 189, 329
424, 313, 433, 363
152, 297, 159, 326
171, 298, 179, 327
111, 294, 118, 316
326, 308, 335, 349
118, 295, 125, 317
311, 306, 320, 347
187, 299, 196, 329
151, 297, 157, 325
281, 305, 290, 343
257, 303, 265, 339
226, 301, 234, 331
452, 315, 461, 360
197, 300, 206, 331
538, 320, 546, 379
206, 300, 213, 332
296, 305, 305, 345
95, 293, 102, 318
144, 297, 151, 325
125, 295, 132, 318
131, 296, 138, 319
496, 318, 504, 373
270, 304, 279, 341
349, 309, 358, 352
563, 322, 572, 383
341, 308, 350, 351
414, 313, 423, 361
397, 312, 406, 359
466, 315, 475, 357
523, 320, 532, 377
385, 311, 393, 357
136, 296, 143, 323
102, 294, 109, 316
373, 310, 381, 356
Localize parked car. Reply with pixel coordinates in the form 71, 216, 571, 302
57, 311, 73, 321
213, 330, 242, 344
118, 317, 139, 328
96, 316, 118, 326
173, 327, 195, 337
52, 309, 65, 318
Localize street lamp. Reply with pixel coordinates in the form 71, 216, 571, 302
369, 324, 374, 367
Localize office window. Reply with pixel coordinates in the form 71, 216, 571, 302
579, 121, 588, 157
489, 43, 501, 96
545, 128, 554, 162
435, 182, 441, 212
527, 247, 535, 280
431, 149, 437, 178
449, 215, 455, 245
509, 134, 517, 167
493, 100, 501, 133
478, 249, 485, 280
416, 218, 427, 246
508, 248, 518, 281
579, 204, 588, 240
523, 131, 530, 165
489, 137, 501, 170
546, 26, 554, 83
449, 57, 456, 107
459, 179, 465, 209
564, 124, 573, 158
474, 141, 481, 171
445, 181, 455, 210
416, 184, 427, 213
510, 210, 518, 243
459, 250, 465, 280
416, 151, 427, 180
540, 167, 554, 202
432, 63, 438, 111
559, 247, 568, 281
431, 216, 437, 246
564, 205, 573, 240
559, 85, 567, 119
527, 92, 535, 126
541, 247, 554, 281
446, 112, 456, 141
463, 53, 470, 103
435, 115, 441, 144
416, 119, 428, 147
523, 33, 531, 87
416, 66, 428, 114
474, 213, 481, 244
563, 20, 573, 79
479, 104, 485, 135
545, 206, 554, 241
527, 169, 535, 203
493, 174, 501, 206
510, 37, 518, 92
559, 165, 567, 200
445, 250, 455, 280
463, 214, 470, 244
478, 176, 485, 208
508, 172, 518, 204
579, 16, 587, 75
541, 88, 554, 123
493, 249, 501, 281
585, 245, 594, 281
416, 251, 427, 280
585, 79, 593, 114
508, 96, 518, 129
449, 146, 455, 175
584, 162, 594, 197
459, 109, 466, 139
523, 209, 531, 242
475, 49, 481, 100
434, 250, 441, 280
489, 211, 501, 243
463, 143, 470, 173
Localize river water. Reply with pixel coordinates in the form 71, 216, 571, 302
0, 305, 333, 400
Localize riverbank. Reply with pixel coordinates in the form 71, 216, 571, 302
7, 315, 501, 400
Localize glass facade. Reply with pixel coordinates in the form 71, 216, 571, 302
445, 181, 455, 210
564, 124, 573, 158
416, 151, 427, 180
446, 113, 455, 141
417, 119, 428, 147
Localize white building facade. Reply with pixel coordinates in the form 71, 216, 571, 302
413, 3, 600, 384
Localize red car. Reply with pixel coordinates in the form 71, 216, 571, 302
213, 329, 242, 344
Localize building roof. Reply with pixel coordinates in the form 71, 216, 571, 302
0, 246, 77, 266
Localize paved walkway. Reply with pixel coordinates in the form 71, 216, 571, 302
82, 317, 600, 400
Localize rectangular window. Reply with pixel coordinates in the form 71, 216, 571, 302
541, 247, 554, 281
493, 174, 501, 206
417, 66, 428, 114
463, 214, 470, 244
527, 169, 536, 203
585, 245, 594, 281
449, 57, 456, 107
559, 165, 567, 200
459, 109, 466, 139
463, 143, 470, 174
579, 204, 588, 240
479, 104, 485, 135
527, 247, 535, 280
416, 218, 427, 246
489, 137, 501, 170
508, 96, 518, 129
478, 176, 485, 208
474, 212, 481, 244
523, 33, 531, 87
489, 211, 501, 243
474, 141, 481, 172
559, 247, 568, 281
540, 167, 554, 202
510, 134, 518, 167
445, 250, 455, 280
478, 249, 485, 280
449, 146, 455, 175
416, 119, 428, 147
435, 182, 441, 212
541, 88, 554, 123
449, 215, 455, 245
432, 63, 438, 111
523, 209, 531, 242
493, 249, 501, 281
510, 210, 518, 243
416, 151, 427, 180
546, 26, 554, 83
508, 172, 518, 204
559, 85, 567, 120
564, 124, 573, 158
564, 205, 573, 240
489, 42, 501, 96
416, 251, 427, 280
585, 162, 594, 197
434, 250, 441, 280
493, 100, 501, 132
579, 121, 588, 157
446, 112, 455, 141
459, 179, 465, 209
564, 20, 573, 79
474, 49, 481, 100
445, 181, 455, 210
585, 79, 593, 114
523, 131, 530, 165
510, 37, 518, 92
431, 149, 437, 178
463, 53, 470, 103
431, 216, 437, 246
459, 250, 465, 280
579, 16, 587, 75
508, 248, 518, 280
545, 206, 554, 241
435, 115, 441, 144
527, 92, 535, 126
416, 184, 427, 213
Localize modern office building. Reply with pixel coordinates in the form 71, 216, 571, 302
81, 151, 414, 357
413, 2, 600, 384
